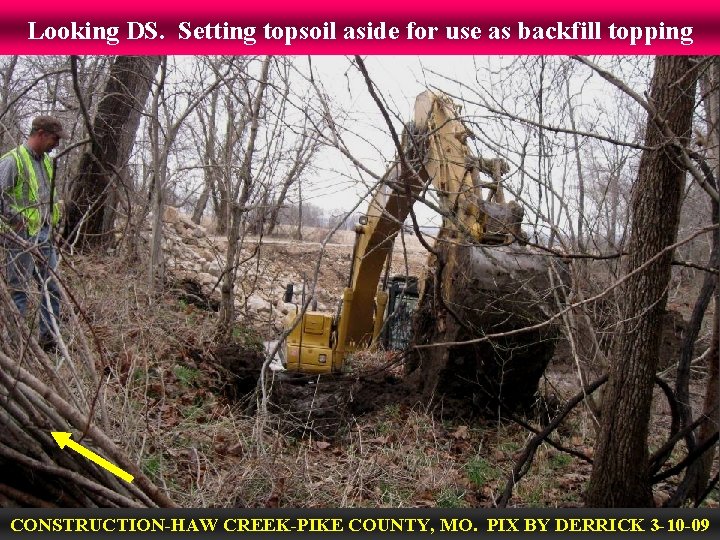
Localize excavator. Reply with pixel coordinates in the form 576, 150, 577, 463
282, 91, 560, 401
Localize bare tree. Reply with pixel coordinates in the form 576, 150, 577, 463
265, 127, 320, 237
669, 56, 720, 507
146, 58, 232, 292
585, 56, 699, 507
217, 56, 272, 340
64, 56, 161, 248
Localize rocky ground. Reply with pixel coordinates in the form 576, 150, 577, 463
158, 206, 428, 339
91, 207, 714, 508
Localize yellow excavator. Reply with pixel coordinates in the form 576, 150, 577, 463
282, 90, 529, 374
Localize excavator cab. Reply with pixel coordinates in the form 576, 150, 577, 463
283, 309, 337, 373
379, 276, 419, 350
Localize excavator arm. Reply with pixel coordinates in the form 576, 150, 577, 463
284, 90, 520, 373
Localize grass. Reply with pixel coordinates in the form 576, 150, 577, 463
231, 325, 264, 351
550, 452, 572, 470
465, 456, 500, 487
435, 488, 468, 508
174, 364, 200, 386
143, 453, 163, 479
60, 252, 713, 509
379, 481, 413, 506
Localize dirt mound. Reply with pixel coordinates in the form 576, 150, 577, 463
208, 343, 265, 397
170, 278, 220, 311
185, 339, 423, 439
269, 370, 417, 438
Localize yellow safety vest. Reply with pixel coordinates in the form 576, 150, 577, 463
1, 145, 61, 236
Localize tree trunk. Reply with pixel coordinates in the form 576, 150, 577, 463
217, 56, 271, 341
295, 178, 303, 241
192, 89, 219, 225
673, 55, 720, 505
0, 56, 19, 151
148, 58, 167, 293
566, 73, 585, 252
64, 56, 161, 248
680, 300, 720, 504
689, 56, 720, 505
192, 181, 212, 226
585, 56, 698, 507
214, 96, 236, 237
608, 171, 620, 251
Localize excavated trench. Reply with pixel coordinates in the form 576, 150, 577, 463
202, 242, 571, 438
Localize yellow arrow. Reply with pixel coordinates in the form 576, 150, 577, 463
51, 432, 134, 483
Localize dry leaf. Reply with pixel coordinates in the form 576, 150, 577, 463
227, 442, 244, 456
562, 473, 585, 485
451, 425, 469, 439
315, 441, 331, 450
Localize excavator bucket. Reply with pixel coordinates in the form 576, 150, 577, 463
408, 239, 568, 411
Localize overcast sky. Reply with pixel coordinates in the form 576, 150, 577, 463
304, 56, 492, 225
300, 56, 649, 232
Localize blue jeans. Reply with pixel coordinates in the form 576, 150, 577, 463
5, 226, 61, 341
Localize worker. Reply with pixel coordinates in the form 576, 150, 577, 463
0, 116, 67, 352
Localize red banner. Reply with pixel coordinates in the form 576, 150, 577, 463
1, 1, 718, 54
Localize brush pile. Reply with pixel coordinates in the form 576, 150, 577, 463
0, 276, 174, 507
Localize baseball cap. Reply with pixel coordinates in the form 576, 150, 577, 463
31, 116, 69, 139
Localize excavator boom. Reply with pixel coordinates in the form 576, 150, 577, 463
285, 90, 525, 373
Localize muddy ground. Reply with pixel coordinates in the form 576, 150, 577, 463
184, 231, 699, 442
121, 221, 715, 507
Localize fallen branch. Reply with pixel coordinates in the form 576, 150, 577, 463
496, 374, 607, 507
